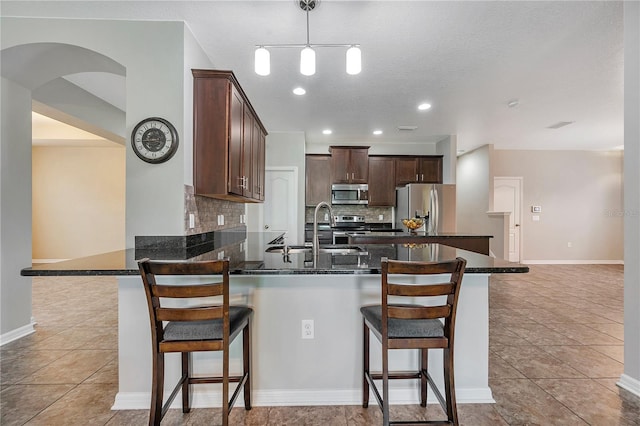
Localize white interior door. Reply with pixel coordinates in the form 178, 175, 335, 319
493, 177, 522, 262
263, 167, 298, 243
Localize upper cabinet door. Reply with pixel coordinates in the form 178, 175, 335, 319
306, 155, 331, 206
349, 148, 369, 183
229, 86, 245, 196
330, 148, 351, 184
368, 156, 396, 206
395, 158, 418, 186
418, 157, 443, 183
330, 146, 369, 184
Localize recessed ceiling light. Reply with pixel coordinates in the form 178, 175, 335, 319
293, 87, 306, 95
418, 103, 431, 111
373, 130, 383, 135
322, 129, 332, 135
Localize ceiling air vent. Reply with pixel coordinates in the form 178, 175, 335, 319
547, 121, 574, 129
397, 126, 418, 131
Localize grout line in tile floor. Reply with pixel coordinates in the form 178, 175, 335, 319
1, 265, 639, 425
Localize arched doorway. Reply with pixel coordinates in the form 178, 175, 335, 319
0, 42, 126, 342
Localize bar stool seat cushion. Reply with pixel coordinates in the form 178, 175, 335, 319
164, 306, 253, 341
360, 305, 444, 338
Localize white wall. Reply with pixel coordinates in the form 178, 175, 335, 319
0, 78, 33, 339
0, 18, 202, 342
32, 146, 125, 260
437, 135, 457, 184
182, 25, 214, 186
493, 150, 623, 262
456, 145, 494, 235
622, 0, 640, 397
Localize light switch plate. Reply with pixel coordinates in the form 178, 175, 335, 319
532, 215, 540, 221
189, 213, 195, 229
531, 205, 542, 213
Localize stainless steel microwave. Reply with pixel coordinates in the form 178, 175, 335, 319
331, 184, 369, 205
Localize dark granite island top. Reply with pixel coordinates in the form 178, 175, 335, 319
21, 232, 527, 276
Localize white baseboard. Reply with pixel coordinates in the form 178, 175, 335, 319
111, 387, 494, 410
617, 374, 640, 398
0, 321, 36, 346
523, 260, 624, 265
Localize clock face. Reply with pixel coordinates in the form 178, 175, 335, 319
131, 117, 179, 164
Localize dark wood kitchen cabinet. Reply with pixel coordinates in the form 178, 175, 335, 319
305, 155, 331, 206
368, 156, 396, 206
330, 146, 369, 184
394, 156, 443, 186
192, 69, 267, 202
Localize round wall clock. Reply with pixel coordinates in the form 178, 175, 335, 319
131, 117, 179, 164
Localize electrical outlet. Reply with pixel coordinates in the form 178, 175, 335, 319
567, 242, 572, 248
378, 214, 384, 221
240, 214, 245, 224
301, 319, 314, 339
217, 214, 225, 226
189, 213, 195, 229
217, 250, 225, 260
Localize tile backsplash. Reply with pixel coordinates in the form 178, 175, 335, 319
184, 185, 245, 235
304, 205, 393, 224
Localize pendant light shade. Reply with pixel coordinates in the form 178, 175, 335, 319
346, 46, 361, 75
254, 47, 270, 76
300, 46, 316, 76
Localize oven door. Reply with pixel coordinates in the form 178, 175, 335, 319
332, 231, 349, 245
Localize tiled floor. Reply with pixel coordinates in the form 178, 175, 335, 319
1, 265, 639, 425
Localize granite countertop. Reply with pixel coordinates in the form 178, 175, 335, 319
351, 232, 493, 238
21, 231, 528, 277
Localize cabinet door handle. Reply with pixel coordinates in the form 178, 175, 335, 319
352, 172, 354, 180
346, 172, 349, 180
416, 174, 419, 181
421, 174, 424, 181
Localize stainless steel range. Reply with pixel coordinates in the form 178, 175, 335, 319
332, 215, 366, 244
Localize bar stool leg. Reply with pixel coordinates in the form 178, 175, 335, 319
382, 341, 390, 426
181, 352, 191, 413
443, 347, 458, 425
243, 323, 252, 410
149, 352, 164, 426
362, 320, 370, 408
420, 348, 428, 407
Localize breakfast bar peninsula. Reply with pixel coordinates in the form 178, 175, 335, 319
22, 229, 528, 410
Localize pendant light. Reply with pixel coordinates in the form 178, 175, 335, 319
300, 46, 316, 76
254, 47, 270, 76
254, 0, 361, 76
346, 45, 361, 75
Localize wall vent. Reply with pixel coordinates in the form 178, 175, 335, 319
547, 121, 574, 129
397, 126, 418, 131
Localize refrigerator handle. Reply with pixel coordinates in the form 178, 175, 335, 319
432, 187, 439, 234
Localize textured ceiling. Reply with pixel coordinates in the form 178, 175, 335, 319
2, 1, 624, 152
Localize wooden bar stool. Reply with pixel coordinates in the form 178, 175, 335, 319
137, 258, 253, 426
361, 257, 467, 426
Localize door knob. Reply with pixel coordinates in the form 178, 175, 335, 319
515, 224, 520, 227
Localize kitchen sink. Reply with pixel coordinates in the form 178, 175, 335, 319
265, 245, 367, 255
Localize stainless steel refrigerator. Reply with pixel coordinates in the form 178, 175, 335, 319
395, 184, 456, 234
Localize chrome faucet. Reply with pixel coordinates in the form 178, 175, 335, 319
313, 201, 335, 257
